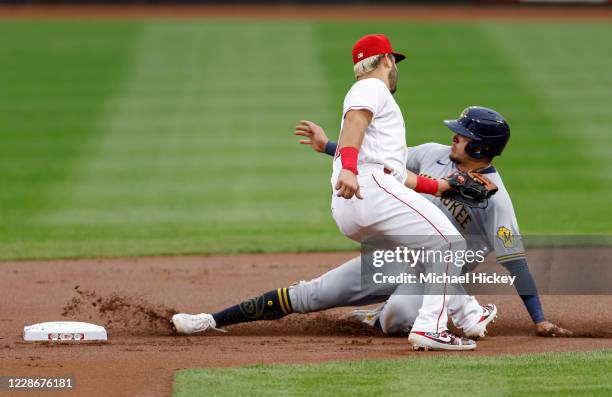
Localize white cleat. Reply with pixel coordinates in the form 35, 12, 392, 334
172, 313, 225, 335
342, 308, 382, 327
408, 330, 477, 351
464, 304, 498, 339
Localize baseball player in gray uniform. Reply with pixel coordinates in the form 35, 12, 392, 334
173, 106, 576, 342
297, 106, 572, 337
172, 106, 571, 339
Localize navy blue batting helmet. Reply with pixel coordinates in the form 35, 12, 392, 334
444, 106, 510, 159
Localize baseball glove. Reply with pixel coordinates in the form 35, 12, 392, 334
442, 170, 498, 209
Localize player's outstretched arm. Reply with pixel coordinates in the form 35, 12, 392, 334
403, 171, 450, 197
501, 258, 573, 337
293, 125, 451, 198
294, 120, 333, 154
294, 126, 450, 197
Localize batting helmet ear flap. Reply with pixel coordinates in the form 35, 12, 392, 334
467, 142, 483, 157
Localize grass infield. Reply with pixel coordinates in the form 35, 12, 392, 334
173, 350, 612, 397
1, 21, 611, 260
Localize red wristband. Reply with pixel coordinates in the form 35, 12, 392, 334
339, 147, 359, 175
415, 175, 439, 195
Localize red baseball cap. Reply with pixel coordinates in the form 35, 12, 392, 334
352, 34, 406, 65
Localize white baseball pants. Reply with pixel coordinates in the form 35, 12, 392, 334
331, 170, 467, 333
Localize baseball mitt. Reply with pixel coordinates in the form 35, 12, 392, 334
442, 170, 498, 209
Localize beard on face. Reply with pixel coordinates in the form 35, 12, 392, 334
388, 63, 398, 94
449, 153, 462, 165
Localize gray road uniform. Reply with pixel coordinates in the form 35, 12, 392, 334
406, 143, 525, 264
406, 143, 543, 322
288, 142, 544, 334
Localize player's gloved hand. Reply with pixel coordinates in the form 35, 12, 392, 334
294, 120, 329, 153
535, 321, 573, 337
442, 170, 498, 208
335, 169, 363, 200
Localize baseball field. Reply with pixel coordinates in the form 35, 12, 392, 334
1, 4, 612, 396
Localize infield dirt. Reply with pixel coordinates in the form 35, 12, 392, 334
2, 250, 612, 396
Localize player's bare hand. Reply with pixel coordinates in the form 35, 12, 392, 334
436, 179, 451, 197
535, 321, 573, 337
294, 120, 329, 153
335, 169, 363, 199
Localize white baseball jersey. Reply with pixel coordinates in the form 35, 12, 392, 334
329, 79, 468, 334
332, 78, 407, 186
405, 143, 525, 264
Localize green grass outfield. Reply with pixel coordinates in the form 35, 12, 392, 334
1, 21, 611, 260
173, 350, 612, 397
